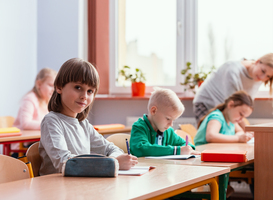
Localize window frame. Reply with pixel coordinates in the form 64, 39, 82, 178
109, 0, 197, 95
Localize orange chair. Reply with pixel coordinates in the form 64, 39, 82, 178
179, 124, 198, 145
175, 130, 194, 144
26, 142, 42, 177
106, 133, 131, 153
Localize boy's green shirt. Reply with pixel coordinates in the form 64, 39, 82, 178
130, 114, 195, 157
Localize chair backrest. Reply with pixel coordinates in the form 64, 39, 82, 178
106, 133, 131, 153
175, 130, 194, 145
179, 124, 197, 142
26, 142, 42, 177
0, 154, 30, 184
243, 118, 250, 125
0, 116, 15, 128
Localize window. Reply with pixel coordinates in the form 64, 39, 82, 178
110, 0, 272, 95
197, 0, 273, 92
109, 0, 196, 94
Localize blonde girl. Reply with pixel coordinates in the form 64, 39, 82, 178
14, 68, 57, 130
194, 91, 254, 146
39, 58, 138, 175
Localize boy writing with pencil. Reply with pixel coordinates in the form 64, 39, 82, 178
130, 87, 200, 157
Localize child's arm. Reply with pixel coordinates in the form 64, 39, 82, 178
89, 124, 138, 169
115, 154, 138, 170
40, 116, 77, 173
180, 146, 200, 155
130, 126, 181, 157
234, 123, 254, 142
206, 119, 243, 143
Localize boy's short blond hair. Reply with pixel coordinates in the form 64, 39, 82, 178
148, 87, 185, 113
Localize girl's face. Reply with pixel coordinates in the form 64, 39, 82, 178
252, 60, 273, 82
226, 102, 252, 124
38, 76, 55, 102
56, 82, 96, 118
150, 106, 181, 132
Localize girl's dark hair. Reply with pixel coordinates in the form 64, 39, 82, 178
197, 90, 253, 128
48, 58, 100, 121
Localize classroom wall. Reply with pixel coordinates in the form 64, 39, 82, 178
37, 0, 79, 72
88, 99, 273, 127
0, 0, 37, 117
0, 0, 80, 117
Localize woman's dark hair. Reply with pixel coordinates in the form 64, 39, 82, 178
48, 58, 100, 121
197, 90, 253, 128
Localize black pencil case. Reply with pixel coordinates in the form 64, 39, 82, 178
62, 154, 119, 177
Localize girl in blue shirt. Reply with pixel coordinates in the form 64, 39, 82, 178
194, 91, 254, 146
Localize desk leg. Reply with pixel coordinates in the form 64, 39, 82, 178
3, 144, 11, 155
219, 173, 229, 200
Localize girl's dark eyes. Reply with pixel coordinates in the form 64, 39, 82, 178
75, 86, 81, 90
88, 90, 94, 94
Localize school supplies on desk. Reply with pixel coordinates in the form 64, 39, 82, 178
62, 154, 119, 177
145, 155, 201, 160
0, 127, 21, 137
201, 150, 248, 163
118, 166, 155, 176
93, 124, 125, 130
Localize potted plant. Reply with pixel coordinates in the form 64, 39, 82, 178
180, 62, 215, 94
117, 65, 146, 97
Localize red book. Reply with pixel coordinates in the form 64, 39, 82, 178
93, 124, 125, 131
201, 149, 248, 163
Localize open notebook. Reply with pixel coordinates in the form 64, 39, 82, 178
145, 155, 201, 160
118, 166, 155, 176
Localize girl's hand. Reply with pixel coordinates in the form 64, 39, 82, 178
237, 132, 254, 143
116, 154, 138, 170
180, 146, 201, 155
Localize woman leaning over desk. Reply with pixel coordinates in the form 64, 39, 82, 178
193, 53, 273, 129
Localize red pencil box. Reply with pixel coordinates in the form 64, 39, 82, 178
201, 149, 248, 162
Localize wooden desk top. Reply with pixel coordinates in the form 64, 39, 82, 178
0, 127, 132, 143
246, 122, 273, 132
138, 143, 254, 170
0, 130, 40, 143
0, 163, 229, 200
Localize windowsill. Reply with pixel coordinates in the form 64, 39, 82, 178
95, 93, 195, 100
95, 93, 273, 101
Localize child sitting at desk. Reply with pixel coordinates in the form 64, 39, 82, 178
11, 68, 56, 156
130, 87, 200, 157
39, 58, 138, 175
194, 90, 254, 146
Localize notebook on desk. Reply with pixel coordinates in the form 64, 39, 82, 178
145, 155, 201, 160
0, 127, 22, 137
118, 166, 155, 176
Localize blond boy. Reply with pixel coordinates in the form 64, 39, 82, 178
130, 87, 199, 157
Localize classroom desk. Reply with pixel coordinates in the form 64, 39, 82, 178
246, 123, 273, 200
0, 163, 228, 200
0, 127, 132, 155
138, 143, 254, 200
0, 130, 41, 155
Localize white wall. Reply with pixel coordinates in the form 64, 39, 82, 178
0, 0, 80, 117
37, 0, 79, 72
0, 0, 37, 117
